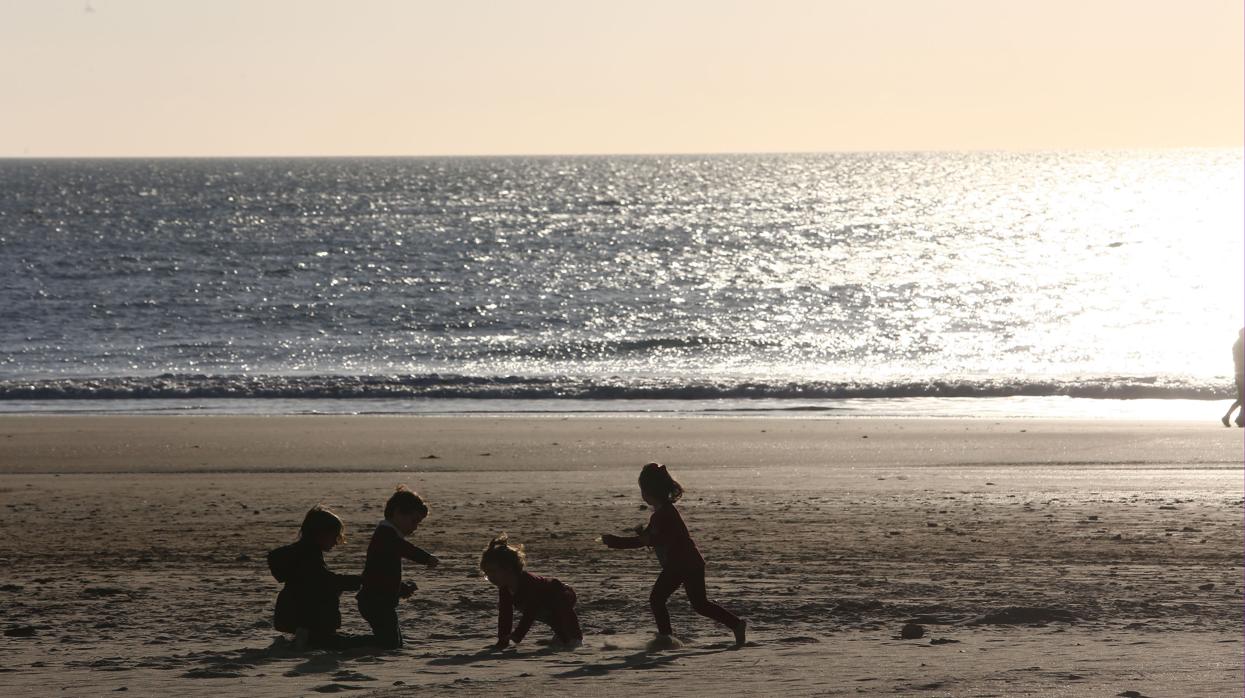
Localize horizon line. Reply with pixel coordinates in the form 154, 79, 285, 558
1, 145, 1241, 160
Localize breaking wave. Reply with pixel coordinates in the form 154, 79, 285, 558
0, 374, 1230, 401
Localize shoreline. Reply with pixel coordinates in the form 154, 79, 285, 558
1, 414, 1241, 474
0, 394, 1232, 421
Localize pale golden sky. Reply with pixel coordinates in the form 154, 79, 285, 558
1, 0, 1241, 156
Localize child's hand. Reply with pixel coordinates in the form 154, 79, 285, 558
426, 555, 440, 569
633, 525, 652, 545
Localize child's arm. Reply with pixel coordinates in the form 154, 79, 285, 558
332, 572, 362, 592
511, 609, 535, 645
397, 539, 440, 567
302, 552, 361, 592
496, 587, 513, 648
602, 524, 651, 549
601, 533, 645, 548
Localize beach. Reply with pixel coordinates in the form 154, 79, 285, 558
0, 415, 1240, 696
5, 1, 1244, 695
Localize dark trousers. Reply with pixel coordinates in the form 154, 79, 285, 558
649, 564, 739, 636
358, 594, 403, 649
535, 588, 583, 644
548, 604, 582, 644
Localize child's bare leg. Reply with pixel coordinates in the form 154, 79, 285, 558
683, 566, 745, 645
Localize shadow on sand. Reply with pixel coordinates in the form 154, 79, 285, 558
551, 645, 736, 679
425, 642, 575, 667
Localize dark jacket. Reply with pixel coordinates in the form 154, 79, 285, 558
357, 521, 436, 606
268, 538, 361, 633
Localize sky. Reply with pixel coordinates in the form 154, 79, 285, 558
0, 0, 1241, 157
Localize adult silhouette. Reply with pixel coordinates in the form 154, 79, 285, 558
1221, 328, 1244, 427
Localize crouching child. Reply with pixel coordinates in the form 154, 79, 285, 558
268, 505, 362, 649
481, 534, 582, 649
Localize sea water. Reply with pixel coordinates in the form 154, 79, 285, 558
1, 151, 1240, 417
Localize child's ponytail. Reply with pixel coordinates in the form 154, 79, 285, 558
480, 533, 526, 573
639, 462, 684, 503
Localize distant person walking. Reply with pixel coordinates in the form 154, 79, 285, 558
1221, 328, 1244, 427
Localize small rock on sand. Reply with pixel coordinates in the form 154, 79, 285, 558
899, 623, 925, 639
4, 626, 36, 637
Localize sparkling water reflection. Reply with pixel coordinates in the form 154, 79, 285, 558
0, 151, 1240, 408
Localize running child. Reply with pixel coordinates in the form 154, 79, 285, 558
602, 462, 746, 648
480, 533, 582, 649
356, 485, 440, 648
267, 505, 362, 649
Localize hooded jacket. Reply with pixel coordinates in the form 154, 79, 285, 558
268, 538, 362, 633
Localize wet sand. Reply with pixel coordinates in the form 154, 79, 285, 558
0, 415, 1241, 696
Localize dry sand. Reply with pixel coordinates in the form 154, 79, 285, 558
0, 415, 1241, 697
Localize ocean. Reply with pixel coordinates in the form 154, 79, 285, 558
1, 151, 1240, 417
